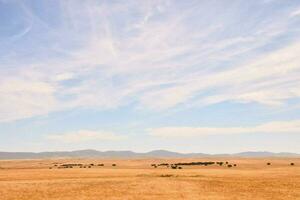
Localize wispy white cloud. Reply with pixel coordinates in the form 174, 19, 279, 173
137, 40, 300, 110
0, 77, 58, 122
46, 130, 125, 143
53, 73, 74, 81
149, 120, 300, 138
290, 7, 300, 17
1, 1, 300, 122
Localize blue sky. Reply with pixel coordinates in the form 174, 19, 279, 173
1, 0, 300, 153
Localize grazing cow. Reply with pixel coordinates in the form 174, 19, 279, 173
158, 163, 169, 167
227, 165, 232, 168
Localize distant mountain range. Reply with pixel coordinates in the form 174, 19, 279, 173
0, 149, 299, 159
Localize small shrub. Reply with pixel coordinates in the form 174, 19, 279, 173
160, 174, 173, 177
290, 163, 295, 166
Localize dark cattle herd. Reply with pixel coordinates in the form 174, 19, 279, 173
50, 163, 108, 169
150, 161, 296, 169
151, 161, 237, 169
48, 161, 296, 169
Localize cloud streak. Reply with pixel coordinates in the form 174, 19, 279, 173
149, 120, 300, 138
47, 130, 125, 143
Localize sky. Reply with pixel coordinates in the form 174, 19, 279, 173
0, 0, 300, 153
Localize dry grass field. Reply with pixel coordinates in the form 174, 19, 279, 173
0, 157, 299, 200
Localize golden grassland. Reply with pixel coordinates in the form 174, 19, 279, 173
0, 157, 299, 200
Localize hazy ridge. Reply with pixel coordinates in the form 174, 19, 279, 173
0, 150, 299, 159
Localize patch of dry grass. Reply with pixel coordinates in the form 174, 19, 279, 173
0, 158, 299, 200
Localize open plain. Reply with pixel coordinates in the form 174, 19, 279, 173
0, 157, 299, 200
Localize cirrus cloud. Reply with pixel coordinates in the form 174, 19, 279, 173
149, 120, 300, 138
46, 130, 126, 143
1, 1, 300, 122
